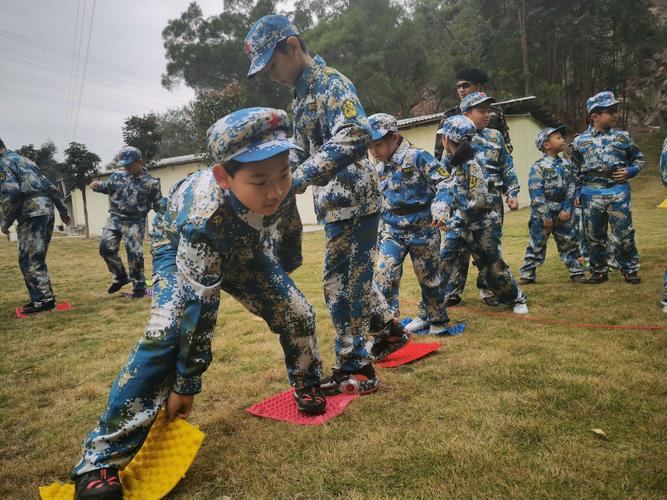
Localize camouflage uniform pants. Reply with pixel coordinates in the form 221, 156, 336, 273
17, 213, 55, 304
99, 217, 146, 290
441, 210, 525, 306
581, 186, 639, 274
324, 213, 392, 372
443, 193, 504, 299
374, 224, 448, 323
72, 245, 322, 476
519, 213, 584, 280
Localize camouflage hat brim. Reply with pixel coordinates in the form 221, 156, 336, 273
247, 45, 278, 78
227, 137, 301, 163
117, 158, 137, 167
370, 128, 392, 141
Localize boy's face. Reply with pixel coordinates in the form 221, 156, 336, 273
124, 159, 143, 176
464, 103, 491, 130
442, 136, 456, 156
543, 131, 565, 154
215, 152, 292, 216
591, 105, 619, 129
456, 80, 482, 100
368, 133, 400, 163
265, 38, 303, 87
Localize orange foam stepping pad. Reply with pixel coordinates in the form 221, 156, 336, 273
16, 301, 72, 319
247, 388, 358, 425
376, 341, 441, 368
39, 410, 204, 499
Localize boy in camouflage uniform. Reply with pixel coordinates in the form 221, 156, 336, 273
442, 92, 519, 306
91, 147, 162, 298
0, 138, 71, 314
71, 108, 326, 499
245, 15, 409, 395
435, 116, 528, 314
571, 91, 643, 284
367, 113, 451, 334
518, 126, 585, 283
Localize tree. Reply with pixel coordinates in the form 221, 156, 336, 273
156, 106, 200, 158
122, 113, 162, 166
63, 142, 101, 238
16, 141, 64, 182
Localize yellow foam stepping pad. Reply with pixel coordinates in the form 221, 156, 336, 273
39, 411, 205, 499
658, 198, 667, 208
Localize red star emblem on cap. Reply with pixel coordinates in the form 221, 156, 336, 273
267, 112, 281, 129
244, 41, 252, 54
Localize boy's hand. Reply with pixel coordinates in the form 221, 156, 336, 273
612, 168, 628, 183
61, 213, 71, 225
558, 210, 571, 222
432, 219, 449, 230
166, 391, 195, 422
507, 197, 519, 210
574, 197, 581, 208
544, 218, 553, 231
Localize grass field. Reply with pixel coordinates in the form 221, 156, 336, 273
1, 132, 665, 499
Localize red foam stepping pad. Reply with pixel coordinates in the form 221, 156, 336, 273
15, 301, 72, 319
246, 388, 358, 425
376, 341, 441, 368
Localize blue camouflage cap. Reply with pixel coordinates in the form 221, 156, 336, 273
368, 113, 398, 141
586, 91, 621, 114
437, 115, 476, 143
460, 91, 496, 113
535, 125, 566, 151
245, 15, 299, 78
115, 146, 142, 167
206, 107, 301, 163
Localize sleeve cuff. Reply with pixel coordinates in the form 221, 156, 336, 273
173, 373, 201, 395
627, 165, 639, 178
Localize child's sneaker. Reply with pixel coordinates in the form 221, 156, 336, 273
320, 365, 379, 396
404, 317, 429, 333
21, 299, 55, 315
428, 321, 451, 335
444, 294, 462, 307
586, 271, 608, 284
570, 274, 586, 284
479, 289, 500, 307
293, 384, 327, 415
107, 278, 130, 294
623, 272, 641, 284
519, 276, 535, 285
513, 303, 529, 315
74, 468, 122, 499
370, 320, 412, 360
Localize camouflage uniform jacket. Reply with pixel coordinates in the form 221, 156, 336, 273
472, 127, 519, 199
661, 137, 667, 187
92, 168, 162, 221
0, 150, 68, 230
375, 137, 450, 228
291, 55, 382, 223
528, 155, 576, 218
571, 126, 644, 195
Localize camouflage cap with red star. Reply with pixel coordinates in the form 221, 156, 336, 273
244, 15, 300, 78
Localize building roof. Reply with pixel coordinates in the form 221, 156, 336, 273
397, 96, 562, 130
154, 153, 205, 168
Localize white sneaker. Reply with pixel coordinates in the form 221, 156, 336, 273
513, 303, 529, 315
429, 322, 450, 335
405, 317, 429, 333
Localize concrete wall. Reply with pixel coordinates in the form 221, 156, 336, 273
399, 114, 545, 208
70, 161, 319, 236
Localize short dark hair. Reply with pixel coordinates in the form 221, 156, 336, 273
0, 138, 5, 149
223, 159, 244, 177
274, 36, 308, 55
455, 67, 489, 85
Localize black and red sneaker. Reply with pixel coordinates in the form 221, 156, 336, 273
74, 468, 123, 499
370, 320, 412, 361
293, 384, 327, 415
320, 364, 379, 396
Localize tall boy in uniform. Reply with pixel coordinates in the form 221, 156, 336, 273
245, 15, 410, 395
71, 108, 327, 499
518, 126, 586, 283
571, 91, 643, 284
367, 113, 450, 334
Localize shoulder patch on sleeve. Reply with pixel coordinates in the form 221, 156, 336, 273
0, 170, 5, 182
436, 166, 450, 178
342, 99, 357, 119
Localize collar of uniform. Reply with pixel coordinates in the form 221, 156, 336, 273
587, 125, 613, 137
228, 190, 265, 231
294, 55, 325, 98
390, 137, 411, 167
541, 154, 561, 167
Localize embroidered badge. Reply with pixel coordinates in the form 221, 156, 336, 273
342, 100, 357, 119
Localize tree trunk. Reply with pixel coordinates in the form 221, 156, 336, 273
517, 0, 530, 96
82, 188, 90, 239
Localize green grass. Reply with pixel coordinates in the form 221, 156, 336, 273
1, 132, 666, 499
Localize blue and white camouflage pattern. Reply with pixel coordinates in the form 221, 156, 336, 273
371, 133, 449, 324
206, 107, 300, 163
115, 146, 142, 167
73, 108, 322, 474
368, 112, 398, 141
660, 138, 667, 306
437, 114, 476, 144
571, 123, 643, 275
460, 91, 496, 113
0, 150, 68, 304
586, 91, 621, 114
519, 154, 584, 280
244, 14, 299, 77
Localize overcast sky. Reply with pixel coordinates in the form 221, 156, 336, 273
0, 0, 271, 163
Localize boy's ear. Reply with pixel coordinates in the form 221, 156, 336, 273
212, 163, 232, 189
287, 36, 300, 53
